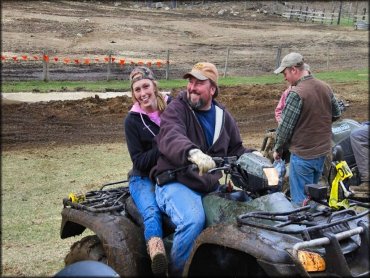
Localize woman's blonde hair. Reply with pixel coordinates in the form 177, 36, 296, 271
153, 81, 167, 112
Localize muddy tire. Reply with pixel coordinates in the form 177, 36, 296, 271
64, 235, 106, 266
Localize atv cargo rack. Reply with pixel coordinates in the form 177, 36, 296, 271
236, 204, 369, 240
237, 205, 369, 277
62, 186, 130, 213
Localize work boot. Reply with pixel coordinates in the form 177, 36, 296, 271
147, 237, 168, 276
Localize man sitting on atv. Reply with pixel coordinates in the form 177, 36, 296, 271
150, 62, 260, 276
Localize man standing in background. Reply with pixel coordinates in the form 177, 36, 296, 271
273, 52, 342, 206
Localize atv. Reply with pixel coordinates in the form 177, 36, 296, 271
60, 153, 369, 277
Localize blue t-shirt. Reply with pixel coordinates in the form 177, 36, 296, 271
194, 103, 216, 148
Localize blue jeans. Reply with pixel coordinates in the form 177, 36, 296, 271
155, 182, 205, 276
289, 153, 326, 206
129, 176, 163, 242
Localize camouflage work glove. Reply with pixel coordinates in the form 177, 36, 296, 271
188, 149, 216, 176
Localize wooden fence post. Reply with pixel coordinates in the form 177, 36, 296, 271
326, 44, 330, 70
42, 50, 49, 82
289, 5, 294, 20
321, 9, 325, 24
165, 49, 170, 80
106, 52, 112, 81
275, 46, 282, 69
337, 0, 343, 25
304, 6, 308, 22
223, 47, 230, 78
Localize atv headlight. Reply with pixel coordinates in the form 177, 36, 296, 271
297, 250, 326, 272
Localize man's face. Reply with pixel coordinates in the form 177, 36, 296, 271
283, 66, 299, 85
186, 76, 215, 110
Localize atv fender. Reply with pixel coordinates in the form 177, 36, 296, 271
184, 222, 306, 276
183, 193, 307, 276
60, 207, 147, 276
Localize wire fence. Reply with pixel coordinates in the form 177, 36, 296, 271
1, 43, 368, 82
1, 1, 368, 81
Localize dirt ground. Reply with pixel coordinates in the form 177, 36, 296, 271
1, 1, 369, 151
2, 81, 368, 151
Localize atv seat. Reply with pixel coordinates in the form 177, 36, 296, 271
212, 190, 253, 202
125, 196, 176, 236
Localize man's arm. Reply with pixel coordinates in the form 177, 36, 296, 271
331, 94, 342, 122
157, 99, 198, 166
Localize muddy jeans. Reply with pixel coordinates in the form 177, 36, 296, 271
155, 182, 205, 276
129, 176, 163, 242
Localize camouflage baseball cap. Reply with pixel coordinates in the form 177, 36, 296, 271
129, 66, 155, 86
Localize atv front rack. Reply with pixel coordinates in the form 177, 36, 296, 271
236, 204, 369, 241
63, 186, 130, 213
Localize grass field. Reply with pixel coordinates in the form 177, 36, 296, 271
2, 143, 131, 276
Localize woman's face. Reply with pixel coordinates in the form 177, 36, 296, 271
132, 79, 157, 113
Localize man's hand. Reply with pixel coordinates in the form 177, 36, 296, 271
188, 149, 216, 176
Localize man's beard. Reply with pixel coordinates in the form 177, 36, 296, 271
187, 95, 205, 110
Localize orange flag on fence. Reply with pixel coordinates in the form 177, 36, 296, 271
64, 58, 70, 64
22, 55, 28, 61
1, 55, 6, 61
33, 56, 39, 60
104, 57, 109, 62
119, 59, 125, 65
54, 57, 59, 62
156, 61, 162, 67
95, 58, 100, 62
138, 61, 144, 65
83, 58, 90, 65
74, 59, 80, 64
43, 54, 49, 62
147, 61, 152, 67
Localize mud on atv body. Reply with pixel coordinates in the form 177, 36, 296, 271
60, 154, 369, 277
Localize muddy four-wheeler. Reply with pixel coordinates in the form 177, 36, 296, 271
60, 153, 369, 277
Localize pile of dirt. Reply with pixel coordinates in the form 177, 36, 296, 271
2, 83, 368, 151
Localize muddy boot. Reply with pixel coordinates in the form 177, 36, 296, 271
147, 237, 168, 276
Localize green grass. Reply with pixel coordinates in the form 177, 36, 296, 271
2, 143, 132, 276
2, 68, 368, 93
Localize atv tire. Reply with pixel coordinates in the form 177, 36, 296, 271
64, 235, 107, 266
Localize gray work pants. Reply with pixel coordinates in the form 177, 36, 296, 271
350, 125, 369, 182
